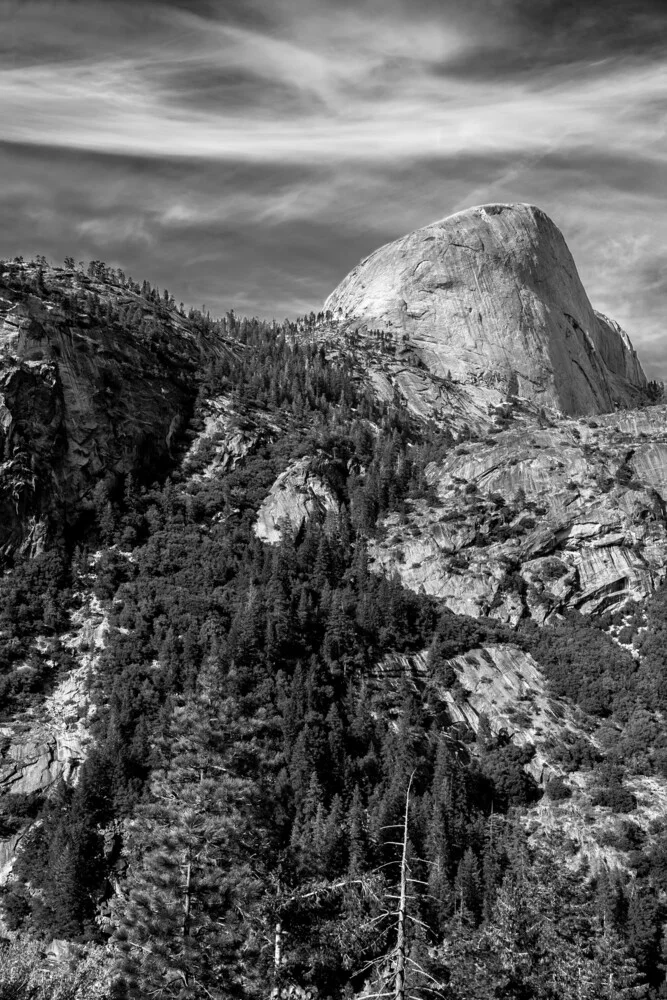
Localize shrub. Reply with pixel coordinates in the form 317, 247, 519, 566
545, 776, 572, 801
480, 741, 540, 808
592, 784, 636, 813
0, 939, 113, 999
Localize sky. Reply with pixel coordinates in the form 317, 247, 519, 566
0, 0, 666, 375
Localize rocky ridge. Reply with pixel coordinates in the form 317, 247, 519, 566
0, 260, 236, 559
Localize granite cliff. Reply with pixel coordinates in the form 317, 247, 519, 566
369, 408, 667, 622
0, 260, 235, 561
325, 203, 647, 420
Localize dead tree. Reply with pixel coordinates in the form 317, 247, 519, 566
361, 772, 446, 1000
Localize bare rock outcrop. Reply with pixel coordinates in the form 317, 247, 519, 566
374, 640, 667, 871
0, 595, 107, 883
325, 204, 646, 418
370, 408, 667, 621
441, 644, 586, 782
254, 458, 339, 544
182, 394, 281, 481
375, 643, 591, 785
0, 829, 25, 884
0, 597, 106, 799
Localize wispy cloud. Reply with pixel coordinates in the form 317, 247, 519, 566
0, 0, 665, 373
1, 6, 664, 164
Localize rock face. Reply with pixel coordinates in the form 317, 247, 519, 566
0, 262, 235, 560
0, 596, 106, 800
182, 394, 281, 481
0, 595, 107, 883
378, 644, 589, 783
254, 458, 339, 544
370, 407, 667, 622
325, 204, 646, 417
0, 716, 86, 796
373, 643, 667, 871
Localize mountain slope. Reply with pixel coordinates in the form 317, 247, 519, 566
368, 408, 667, 621
0, 259, 235, 560
325, 203, 647, 417
0, 217, 666, 998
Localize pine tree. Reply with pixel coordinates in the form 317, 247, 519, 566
39, 811, 104, 939
626, 885, 660, 983
348, 784, 370, 875
110, 690, 265, 999
591, 928, 647, 1000
455, 847, 483, 926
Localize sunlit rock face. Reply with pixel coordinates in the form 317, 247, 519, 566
369, 410, 667, 622
377, 644, 586, 782
325, 203, 646, 417
0, 595, 107, 802
254, 458, 339, 544
0, 595, 108, 883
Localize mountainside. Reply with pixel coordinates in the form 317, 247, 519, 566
0, 259, 234, 561
325, 203, 647, 418
370, 408, 667, 622
1, 212, 667, 999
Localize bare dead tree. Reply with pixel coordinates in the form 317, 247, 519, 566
360, 772, 446, 1000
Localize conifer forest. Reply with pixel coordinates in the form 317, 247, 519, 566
1, 251, 667, 1000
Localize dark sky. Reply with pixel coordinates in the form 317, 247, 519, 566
1, 0, 666, 374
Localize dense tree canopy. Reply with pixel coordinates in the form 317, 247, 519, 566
1, 268, 667, 998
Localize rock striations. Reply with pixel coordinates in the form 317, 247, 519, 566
369, 409, 667, 622
325, 203, 647, 417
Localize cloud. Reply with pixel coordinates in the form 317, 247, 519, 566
1, 44, 665, 168
0, 0, 665, 375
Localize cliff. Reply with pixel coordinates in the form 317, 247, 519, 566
325, 203, 647, 419
0, 260, 235, 560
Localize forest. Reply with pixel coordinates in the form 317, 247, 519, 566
0, 262, 667, 999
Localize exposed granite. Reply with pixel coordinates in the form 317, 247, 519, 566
254, 458, 339, 544
324, 203, 646, 420
0, 595, 108, 882
369, 410, 667, 621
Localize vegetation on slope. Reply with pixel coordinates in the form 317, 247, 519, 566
0, 261, 666, 999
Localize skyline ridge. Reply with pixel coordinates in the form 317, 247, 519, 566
0, 0, 665, 377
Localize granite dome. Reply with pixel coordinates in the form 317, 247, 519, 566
325, 203, 647, 416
